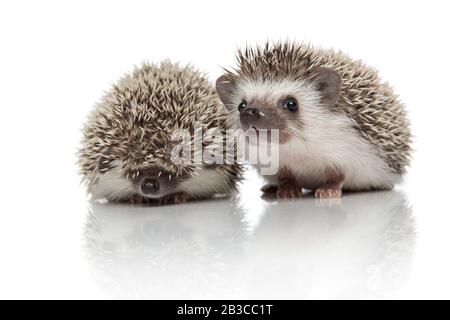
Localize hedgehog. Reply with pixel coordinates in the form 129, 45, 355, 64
78, 61, 242, 205
215, 42, 411, 199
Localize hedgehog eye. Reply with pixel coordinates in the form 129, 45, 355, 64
283, 98, 298, 112
238, 100, 247, 112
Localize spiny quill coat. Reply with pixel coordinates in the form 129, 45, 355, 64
216, 42, 411, 199
78, 61, 242, 205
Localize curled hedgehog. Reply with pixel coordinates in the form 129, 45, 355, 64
216, 42, 411, 199
78, 61, 242, 205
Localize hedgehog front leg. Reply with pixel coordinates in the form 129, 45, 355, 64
315, 168, 344, 199
275, 168, 302, 200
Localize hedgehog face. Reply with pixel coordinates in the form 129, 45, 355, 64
88, 127, 239, 201
90, 158, 183, 201
216, 68, 341, 145
92, 156, 234, 202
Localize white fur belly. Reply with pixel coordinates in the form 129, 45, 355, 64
269, 129, 400, 191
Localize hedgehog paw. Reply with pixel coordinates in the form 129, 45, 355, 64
129, 194, 145, 205
158, 193, 188, 205
315, 188, 342, 199
129, 195, 157, 205
261, 184, 278, 194
172, 193, 188, 204
276, 186, 302, 200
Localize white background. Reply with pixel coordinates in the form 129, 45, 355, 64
0, 0, 449, 299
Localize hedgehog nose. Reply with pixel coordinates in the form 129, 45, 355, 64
242, 108, 260, 117
141, 178, 160, 194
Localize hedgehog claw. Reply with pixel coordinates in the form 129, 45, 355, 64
276, 186, 302, 200
315, 188, 342, 199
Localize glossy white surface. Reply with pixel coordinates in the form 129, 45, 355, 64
83, 179, 416, 299
1, 0, 450, 299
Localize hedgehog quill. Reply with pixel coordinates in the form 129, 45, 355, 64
216, 42, 411, 199
78, 61, 242, 205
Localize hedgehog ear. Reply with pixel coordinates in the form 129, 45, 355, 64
216, 74, 236, 111
312, 67, 341, 106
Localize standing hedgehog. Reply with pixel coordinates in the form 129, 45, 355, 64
216, 42, 411, 199
78, 61, 242, 205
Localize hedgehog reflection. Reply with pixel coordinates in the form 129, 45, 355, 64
84, 191, 415, 299
240, 191, 416, 298
83, 199, 247, 299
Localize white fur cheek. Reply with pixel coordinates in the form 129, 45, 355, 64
91, 162, 135, 201
177, 168, 232, 198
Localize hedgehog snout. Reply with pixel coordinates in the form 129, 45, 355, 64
141, 178, 160, 195
240, 107, 262, 130
239, 104, 279, 132
134, 167, 178, 198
